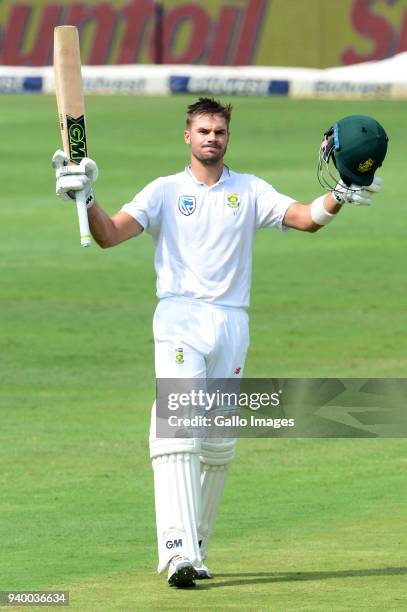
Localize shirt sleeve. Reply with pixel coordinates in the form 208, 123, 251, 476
121, 178, 163, 235
255, 177, 296, 231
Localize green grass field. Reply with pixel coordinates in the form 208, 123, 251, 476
1, 95, 406, 611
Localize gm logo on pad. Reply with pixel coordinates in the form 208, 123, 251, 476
178, 195, 196, 216
166, 538, 183, 549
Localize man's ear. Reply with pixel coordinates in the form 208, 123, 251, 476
184, 129, 191, 144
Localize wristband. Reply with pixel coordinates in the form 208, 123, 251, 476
310, 195, 337, 226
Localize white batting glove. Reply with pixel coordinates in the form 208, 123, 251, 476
332, 176, 382, 206
52, 149, 98, 208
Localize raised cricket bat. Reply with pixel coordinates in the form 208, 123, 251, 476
53, 26, 91, 247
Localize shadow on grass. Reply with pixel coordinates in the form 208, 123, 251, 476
197, 567, 407, 589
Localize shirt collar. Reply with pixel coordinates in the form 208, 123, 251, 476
185, 165, 230, 187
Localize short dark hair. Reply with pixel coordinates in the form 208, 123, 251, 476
186, 97, 233, 128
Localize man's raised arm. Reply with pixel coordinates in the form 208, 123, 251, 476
52, 150, 143, 248
283, 177, 382, 233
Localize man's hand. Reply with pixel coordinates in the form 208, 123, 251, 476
332, 176, 382, 206
52, 149, 98, 208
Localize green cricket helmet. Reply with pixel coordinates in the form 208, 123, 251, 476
318, 115, 388, 190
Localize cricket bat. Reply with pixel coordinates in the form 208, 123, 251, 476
53, 25, 91, 247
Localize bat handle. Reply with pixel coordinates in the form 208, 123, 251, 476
75, 189, 91, 247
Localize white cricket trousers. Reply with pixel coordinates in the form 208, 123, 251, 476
153, 297, 249, 379
149, 297, 250, 572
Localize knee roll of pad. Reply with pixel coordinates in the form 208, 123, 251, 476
149, 400, 202, 459
200, 437, 237, 466
150, 436, 202, 459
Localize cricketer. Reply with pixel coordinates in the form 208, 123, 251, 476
53, 98, 387, 588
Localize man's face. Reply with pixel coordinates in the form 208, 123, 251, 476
184, 113, 230, 165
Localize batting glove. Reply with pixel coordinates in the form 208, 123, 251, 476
332, 176, 382, 206
52, 149, 98, 208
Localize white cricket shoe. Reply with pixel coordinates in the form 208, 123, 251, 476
194, 562, 213, 579
167, 555, 198, 588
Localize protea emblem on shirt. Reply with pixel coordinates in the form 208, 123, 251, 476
178, 195, 196, 216
175, 347, 184, 364
226, 193, 240, 209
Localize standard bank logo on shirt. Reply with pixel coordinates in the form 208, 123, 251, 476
178, 195, 196, 216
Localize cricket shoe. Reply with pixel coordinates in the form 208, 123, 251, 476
194, 562, 213, 579
167, 555, 199, 588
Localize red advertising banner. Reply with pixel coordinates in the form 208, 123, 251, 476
1, 0, 407, 67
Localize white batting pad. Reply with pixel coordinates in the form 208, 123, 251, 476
198, 462, 229, 561
152, 452, 202, 573
200, 437, 236, 464
149, 400, 201, 458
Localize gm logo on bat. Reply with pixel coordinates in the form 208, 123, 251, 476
178, 195, 196, 216
67, 114, 87, 163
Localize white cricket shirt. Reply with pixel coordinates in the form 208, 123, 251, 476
121, 166, 295, 308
